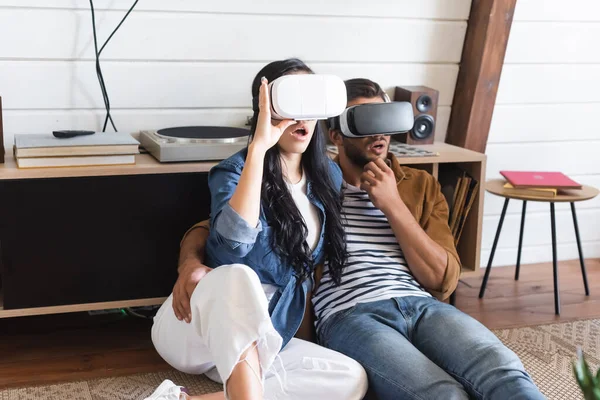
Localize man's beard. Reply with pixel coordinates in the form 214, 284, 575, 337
343, 139, 388, 168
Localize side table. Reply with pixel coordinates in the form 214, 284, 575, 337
478, 179, 599, 315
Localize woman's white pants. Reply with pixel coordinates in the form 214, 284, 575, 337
151, 264, 368, 400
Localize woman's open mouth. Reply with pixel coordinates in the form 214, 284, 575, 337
291, 125, 310, 140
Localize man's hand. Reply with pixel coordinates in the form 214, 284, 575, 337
360, 158, 402, 214
173, 258, 211, 323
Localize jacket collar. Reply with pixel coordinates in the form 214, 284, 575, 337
388, 152, 408, 182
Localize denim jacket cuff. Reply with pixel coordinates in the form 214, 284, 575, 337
215, 203, 263, 244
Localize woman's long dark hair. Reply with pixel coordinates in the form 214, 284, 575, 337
248, 58, 347, 285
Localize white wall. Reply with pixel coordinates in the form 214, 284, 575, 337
3, 2, 596, 269
0, 0, 470, 147
483, 0, 600, 267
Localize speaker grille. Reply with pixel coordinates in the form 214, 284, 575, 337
416, 94, 432, 113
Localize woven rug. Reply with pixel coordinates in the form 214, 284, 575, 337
493, 318, 599, 400
1, 319, 598, 400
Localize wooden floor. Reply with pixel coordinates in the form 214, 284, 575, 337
456, 258, 600, 329
1, 258, 599, 389
0, 312, 169, 389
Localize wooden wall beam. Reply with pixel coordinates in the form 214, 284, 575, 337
445, 0, 517, 153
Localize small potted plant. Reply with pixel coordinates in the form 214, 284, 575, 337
574, 348, 600, 400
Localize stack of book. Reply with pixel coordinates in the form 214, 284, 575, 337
438, 165, 480, 246
500, 171, 582, 198
13, 133, 140, 168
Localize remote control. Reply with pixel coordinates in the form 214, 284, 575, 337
52, 130, 96, 139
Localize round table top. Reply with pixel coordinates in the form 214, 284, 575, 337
486, 179, 599, 203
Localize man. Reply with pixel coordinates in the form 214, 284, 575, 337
173, 79, 544, 399
310, 78, 544, 399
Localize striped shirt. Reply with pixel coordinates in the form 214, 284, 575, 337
312, 183, 431, 332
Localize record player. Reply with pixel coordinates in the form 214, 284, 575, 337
139, 126, 250, 162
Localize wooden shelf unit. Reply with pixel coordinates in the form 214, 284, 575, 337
0, 152, 213, 319
0, 143, 485, 319
382, 143, 486, 276
0, 152, 217, 180
0, 291, 166, 319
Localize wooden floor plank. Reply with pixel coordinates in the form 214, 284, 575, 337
0, 348, 170, 388
0, 312, 170, 388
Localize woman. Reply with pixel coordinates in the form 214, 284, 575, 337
148, 59, 367, 400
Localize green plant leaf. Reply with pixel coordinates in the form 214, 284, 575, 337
584, 361, 596, 385
573, 348, 600, 400
574, 365, 587, 387
574, 357, 591, 386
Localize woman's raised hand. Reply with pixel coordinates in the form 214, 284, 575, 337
251, 77, 295, 153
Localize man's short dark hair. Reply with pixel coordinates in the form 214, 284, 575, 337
344, 78, 388, 102
324, 78, 388, 131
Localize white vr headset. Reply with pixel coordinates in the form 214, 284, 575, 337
253, 74, 348, 120
328, 102, 415, 138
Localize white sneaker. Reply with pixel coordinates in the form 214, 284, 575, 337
144, 379, 188, 400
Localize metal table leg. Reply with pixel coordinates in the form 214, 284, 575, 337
479, 198, 510, 298
515, 201, 527, 281
550, 202, 560, 315
571, 202, 590, 296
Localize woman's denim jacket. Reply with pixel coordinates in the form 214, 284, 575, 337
204, 148, 343, 349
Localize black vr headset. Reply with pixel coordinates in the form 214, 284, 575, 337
327, 101, 414, 138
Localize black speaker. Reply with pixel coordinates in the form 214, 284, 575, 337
393, 86, 438, 145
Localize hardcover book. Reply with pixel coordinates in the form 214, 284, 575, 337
500, 171, 582, 190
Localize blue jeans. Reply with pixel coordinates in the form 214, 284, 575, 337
318, 296, 545, 400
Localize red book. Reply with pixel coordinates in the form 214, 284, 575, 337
500, 171, 582, 190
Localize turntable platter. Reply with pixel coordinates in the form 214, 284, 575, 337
156, 126, 249, 141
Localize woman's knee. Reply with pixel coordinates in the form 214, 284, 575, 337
338, 357, 369, 399
214, 263, 259, 281
190, 263, 265, 310
195, 263, 260, 293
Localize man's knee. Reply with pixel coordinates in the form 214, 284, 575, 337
473, 339, 531, 390
480, 345, 543, 398
490, 343, 526, 371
